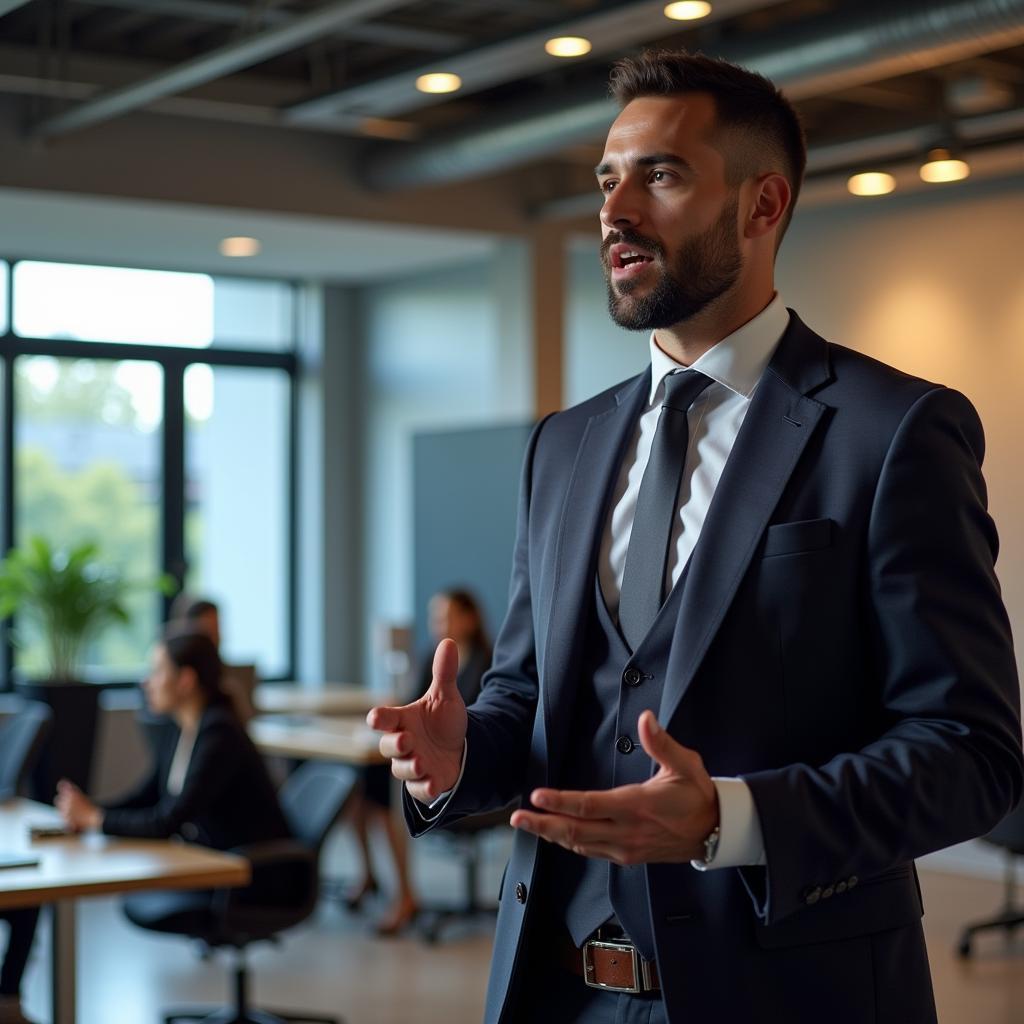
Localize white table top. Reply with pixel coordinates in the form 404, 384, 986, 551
0, 799, 250, 910
254, 683, 395, 717
248, 713, 386, 765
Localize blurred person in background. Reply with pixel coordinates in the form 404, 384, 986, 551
348, 588, 492, 935
173, 594, 256, 722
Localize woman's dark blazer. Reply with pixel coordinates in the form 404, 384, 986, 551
101, 702, 291, 851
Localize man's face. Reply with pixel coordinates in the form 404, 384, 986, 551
597, 93, 743, 331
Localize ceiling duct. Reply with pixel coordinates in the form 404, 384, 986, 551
364, 0, 1024, 191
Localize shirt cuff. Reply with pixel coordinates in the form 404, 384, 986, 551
698, 777, 766, 869
408, 740, 468, 822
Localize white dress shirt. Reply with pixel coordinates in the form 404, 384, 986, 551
597, 293, 790, 869
422, 295, 790, 870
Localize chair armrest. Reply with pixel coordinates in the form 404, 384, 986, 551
213, 840, 318, 927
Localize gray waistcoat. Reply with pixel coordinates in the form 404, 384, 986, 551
545, 568, 690, 960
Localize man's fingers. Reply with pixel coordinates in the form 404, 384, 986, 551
530, 787, 634, 821
511, 809, 623, 852
429, 638, 461, 700
377, 731, 413, 760
366, 704, 405, 733
389, 756, 426, 783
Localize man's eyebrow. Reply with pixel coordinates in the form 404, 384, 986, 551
594, 153, 696, 176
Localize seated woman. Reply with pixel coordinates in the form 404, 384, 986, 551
56, 625, 292, 931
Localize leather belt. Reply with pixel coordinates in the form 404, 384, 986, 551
557, 931, 661, 994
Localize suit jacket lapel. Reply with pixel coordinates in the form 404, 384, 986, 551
540, 370, 649, 780
658, 313, 832, 723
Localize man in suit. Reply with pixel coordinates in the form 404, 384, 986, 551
369, 50, 1022, 1023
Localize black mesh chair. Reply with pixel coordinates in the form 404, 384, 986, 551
0, 701, 54, 799
124, 762, 359, 1024
957, 799, 1024, 958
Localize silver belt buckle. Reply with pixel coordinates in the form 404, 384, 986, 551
582, 937, 645, 994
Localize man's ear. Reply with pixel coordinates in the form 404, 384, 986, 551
745, 172, 790, 240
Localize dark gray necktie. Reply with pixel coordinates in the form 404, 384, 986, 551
618, 370, 714, 651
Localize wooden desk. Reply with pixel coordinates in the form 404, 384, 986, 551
248, 714, 386, 765
254, 683, 394, 717
0, 799, 250, 1024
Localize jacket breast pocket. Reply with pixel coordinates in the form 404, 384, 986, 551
762, 517, 833, 559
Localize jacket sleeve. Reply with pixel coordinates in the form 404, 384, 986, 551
102, 716, 242, 839
405, 415, 552, 836
101, 762, 162, 812
741, 386, 1023, 925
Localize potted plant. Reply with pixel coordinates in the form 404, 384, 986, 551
0, 535, 173, 800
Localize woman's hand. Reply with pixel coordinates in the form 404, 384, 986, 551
55, 779, 104, 832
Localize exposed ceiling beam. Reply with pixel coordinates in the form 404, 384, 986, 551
33, 0, 414, 138
0, 0, 33, 16
363, 0, 1024, 191
285, 0, 775, 124
70, 0, 466, 51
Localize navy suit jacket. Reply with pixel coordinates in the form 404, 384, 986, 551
407, 312, 1023, 1023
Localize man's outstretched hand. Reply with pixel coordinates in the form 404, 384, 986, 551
367, 638, 468, 804
510, 710, 719, 864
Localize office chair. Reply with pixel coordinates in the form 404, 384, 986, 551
956, 798, 1024, 958
0, 701, 53, 799
124, 762, 359, 1024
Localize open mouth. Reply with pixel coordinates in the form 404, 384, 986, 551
609, 242, 656, 277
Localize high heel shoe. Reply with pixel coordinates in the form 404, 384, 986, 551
374, 899, 419, 937
343, 877, 379, 912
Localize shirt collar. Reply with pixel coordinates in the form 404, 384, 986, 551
647, 293, 790, 404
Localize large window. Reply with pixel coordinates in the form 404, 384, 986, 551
0, 259, 297, 686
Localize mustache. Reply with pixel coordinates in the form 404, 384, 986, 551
600, 229, 666, 267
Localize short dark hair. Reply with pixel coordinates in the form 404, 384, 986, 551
609, 50, 806, 246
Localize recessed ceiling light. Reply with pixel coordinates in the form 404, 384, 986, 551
415, 72, 462, 94
545, 36, 592, 58
847, 172, 896, 197
664, 1, 713, 20
219, 236, 261, 257
919, 148, 970, 183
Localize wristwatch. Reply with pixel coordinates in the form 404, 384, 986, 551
690, 825, 721, 873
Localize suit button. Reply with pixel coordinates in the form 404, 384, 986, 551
803, 886, 822, 906
821, 885, 835, 900
835, 881, 847, 895
847, 876, 858, 890
616, 735, 634, 754
622, 667, 642, 687
514, 882, 527, 904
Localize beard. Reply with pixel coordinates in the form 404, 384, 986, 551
602, 194, 742, 331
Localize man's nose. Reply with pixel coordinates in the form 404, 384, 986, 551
599, 180, 642, 231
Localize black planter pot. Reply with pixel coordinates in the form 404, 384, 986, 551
13, 680, 101, 802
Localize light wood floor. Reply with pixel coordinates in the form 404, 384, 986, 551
16, 829, 1024, 1024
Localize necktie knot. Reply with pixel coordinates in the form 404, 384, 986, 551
662, 370, 714, 413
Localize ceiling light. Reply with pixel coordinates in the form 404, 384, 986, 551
664, 1, 713, 20
545, 36, 592, 58
219, 236, 261, 257
919, 148, 970, 184
847, 172, 896, 197
415, 72, 462, 95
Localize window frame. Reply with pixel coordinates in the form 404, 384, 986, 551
0, 256, 300, 688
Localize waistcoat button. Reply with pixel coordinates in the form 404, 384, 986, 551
616, 735, 634, 754
514, 882, 527, 903
622, 667, 642, 687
